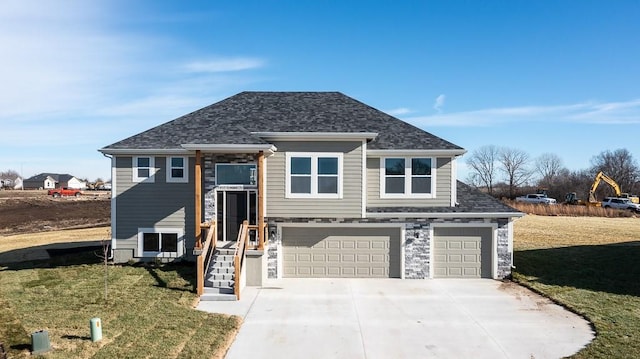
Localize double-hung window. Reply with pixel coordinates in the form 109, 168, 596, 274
166, 156, 188, 183
286, 153, 342, 198
381, 157, 434, 197
133, 156, 155, 183
138, 228, 183, 257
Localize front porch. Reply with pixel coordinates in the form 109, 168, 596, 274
192, 149, 270, 300
195, 221, 268, 301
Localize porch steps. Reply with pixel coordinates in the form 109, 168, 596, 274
202, 245, 236, 301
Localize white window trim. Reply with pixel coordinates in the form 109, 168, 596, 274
133, 156, 156, 183
379, 157, 436, 199
285, 152, 343, 199
166, 156, 189, 183
137, 227, 184, 258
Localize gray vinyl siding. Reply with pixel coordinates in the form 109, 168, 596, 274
266, 141, 363, 218
113, 156, 195, 257
366, 157, 452, 207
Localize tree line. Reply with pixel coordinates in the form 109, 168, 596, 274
466, 146, 640, 202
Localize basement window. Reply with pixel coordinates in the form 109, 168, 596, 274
137, 228, 183, 257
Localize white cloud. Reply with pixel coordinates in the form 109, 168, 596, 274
183, 58, 265, 73
433, 94, 446, 113
0, 1, 268, 180
0, 1, 267, 125
404, 99, 640, 127
386, 107, 412, 116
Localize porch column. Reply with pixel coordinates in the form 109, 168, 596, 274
195, 150, 202, 249
257, 151, 265, 249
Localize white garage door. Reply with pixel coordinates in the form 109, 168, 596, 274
433, 227, 493, 278
282, 227, 401, 278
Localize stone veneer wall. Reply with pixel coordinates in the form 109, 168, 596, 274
404, 221, 430, 279
203, 154, 257, 221
266, 217, 513, 280
496, 219, 511, 278
267, 224, 280, 279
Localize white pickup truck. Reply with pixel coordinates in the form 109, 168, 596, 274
515, 194, 557, 205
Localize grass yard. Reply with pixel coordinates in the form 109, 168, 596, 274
514, 215, 640, 358
0, 249, 239, 358
0, 227, 109, 253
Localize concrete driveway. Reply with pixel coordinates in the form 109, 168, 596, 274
198, 279, 593, 359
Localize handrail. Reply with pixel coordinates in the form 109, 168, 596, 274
195, 222, 211, 250
234, 220, 250, 300
196, 220, 216, 296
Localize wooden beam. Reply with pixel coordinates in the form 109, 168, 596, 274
196, 255, 204, 295
257, 151, 265, 250
195, 150, 202, 249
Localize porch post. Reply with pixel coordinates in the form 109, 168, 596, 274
195, 150, 202, 249
257, 151, 265, 249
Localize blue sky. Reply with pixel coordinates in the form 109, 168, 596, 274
2, 1, 639, 182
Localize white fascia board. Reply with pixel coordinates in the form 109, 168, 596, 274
367, 149, 467, 157
366, 211, 525, 219
252, 132, 378, 141
99, 148, 191, 155
181, 144, 277, 155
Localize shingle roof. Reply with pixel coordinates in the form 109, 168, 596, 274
367, 181, 521, 215
25, 173, 75, 182
102, 92, 462, 151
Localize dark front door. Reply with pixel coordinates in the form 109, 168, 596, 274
226, 191, 247, 242
217, 190, 257, 242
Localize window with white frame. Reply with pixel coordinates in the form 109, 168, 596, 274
381, 157, 434, 197
286, 153, 342, 198
138, 228, 183, 257
133, 156, 155, 183
166, 156, 188, 183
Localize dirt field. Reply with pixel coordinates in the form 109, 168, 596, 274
0, 190, 110, 236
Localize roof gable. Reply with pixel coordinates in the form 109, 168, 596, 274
102, 92, 463, 152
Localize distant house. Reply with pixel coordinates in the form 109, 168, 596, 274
23, 173, 87, 190
0, 176, 24, 190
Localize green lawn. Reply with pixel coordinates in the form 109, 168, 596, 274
514, 216, 640, 359
0, 250, 239, 358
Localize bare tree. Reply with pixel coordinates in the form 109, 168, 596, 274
465, 145, 500, 194
499, 147, 532, 198
590, 148, 640, 195
553, 168, 592, 202
96, 229, 111, 303
0, 169, 20, 180
535, 153, 563, 188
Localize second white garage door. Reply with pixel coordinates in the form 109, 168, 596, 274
282, 227, 401, 278
433, 227, 493, 278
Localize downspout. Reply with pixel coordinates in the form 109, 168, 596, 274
257, 151, 265, 249
102, 152, 115, 260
